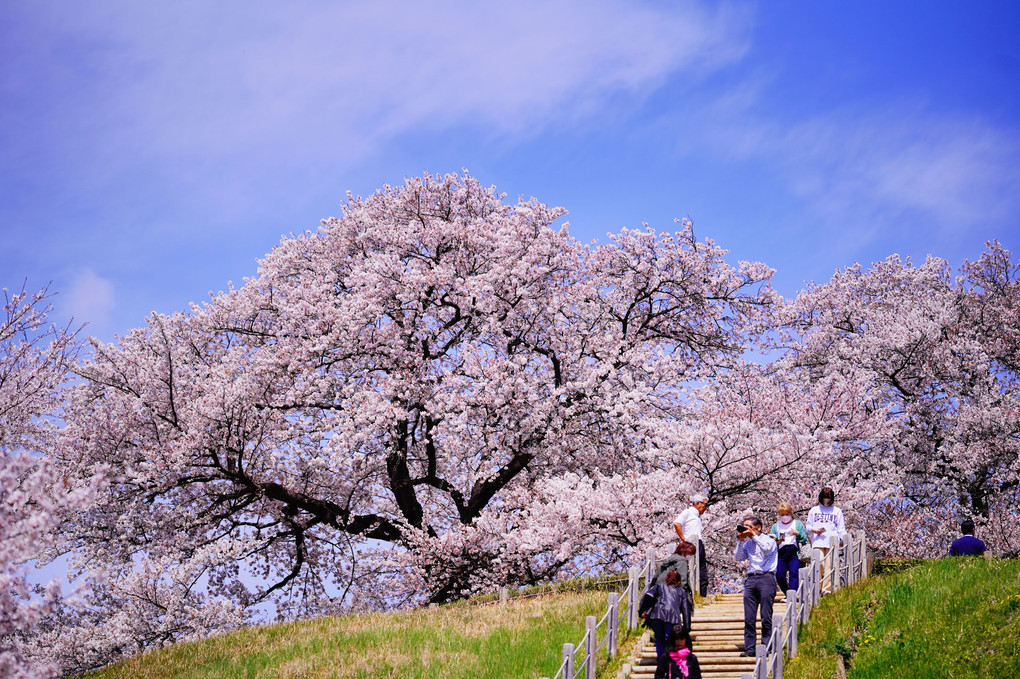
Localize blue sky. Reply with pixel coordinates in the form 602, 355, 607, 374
2, 1, 1019, 342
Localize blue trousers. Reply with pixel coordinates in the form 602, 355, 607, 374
649, 618, 670, 679
776, 544, 800, 595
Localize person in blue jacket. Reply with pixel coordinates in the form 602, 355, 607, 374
949, 519, 986, 556
769, 502, 809, 600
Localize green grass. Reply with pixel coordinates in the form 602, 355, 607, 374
89, 588, 641, 679
785, 558, 1020, 679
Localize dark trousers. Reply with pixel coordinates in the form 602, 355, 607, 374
649, 618, 670, 679
776, 545, 800, 594
742, 572, 777, 654
698, 539, 709, 596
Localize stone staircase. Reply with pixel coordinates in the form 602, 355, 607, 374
624, 593, 787, 679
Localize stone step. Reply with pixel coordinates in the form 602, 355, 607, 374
621, 591, 789, 679
631, 665, 759, 677
632, 664, 754, 676
635, 650, 757, 664
694, 631, 774, 636
700, 647, 755, 654
690, 645, 746, 653
691, 621, 784, 631
695, 605, 789, 615
638, 651, 753, 663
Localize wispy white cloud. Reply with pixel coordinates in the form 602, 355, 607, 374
63, 270, 115, 332
690, 86, 1020, 238
6, 1, 750, 168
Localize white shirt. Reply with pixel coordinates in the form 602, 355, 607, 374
674, 506, 703, 541
775, 516, 797, 546
805, 504, 846, 549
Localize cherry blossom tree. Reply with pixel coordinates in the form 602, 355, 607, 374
512, 359, 897, 590
0, 286, 100, 679
773, 242, 1020, 557
52, 172, 775, 659
522, 242, 1020, 581
25, 175, 1016, 673
28, 548, 246, 675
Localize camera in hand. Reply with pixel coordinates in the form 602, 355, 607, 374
736, 523, 749, 533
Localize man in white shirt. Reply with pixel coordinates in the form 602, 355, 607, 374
673, 494, 709, 596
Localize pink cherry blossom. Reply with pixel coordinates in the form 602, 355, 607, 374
774, 242, 1020, 557
45, 173, 774, 668
21, 175, 1019, 673
0, 286, 101, 679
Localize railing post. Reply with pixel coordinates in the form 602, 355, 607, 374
861, 529, 869, 580
831, 543, 840, 593
755, 642, 766, 679
799, 565, 810, 625
607, 593, 618, 658
812, 549, 822, 605
859, 530, 865, 582
859, 531, 866, 581
852, 530, 860, 583
856, 532, 863, 583
562, 643, 574, 679
645, 546, 657, 585
626, 569, 633, 630
787, 588, 797, 658
627, 566, 640, 630
585, 616, 597, 679
805, 580, 811, 624
798, 578, 805, 627
773, 625, 783, 679
849, 536, 857, 585
690, 536, 700, 597
843, 540, 850, 588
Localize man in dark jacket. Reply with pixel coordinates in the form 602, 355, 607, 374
949, 519, 987, 556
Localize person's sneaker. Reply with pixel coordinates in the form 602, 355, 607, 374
779, 596, 787, 603
739, 650, 755, 657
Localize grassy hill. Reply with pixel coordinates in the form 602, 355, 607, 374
88, 558, 1020, 679
785, 557, 1020, 679
89, 584, 637, 679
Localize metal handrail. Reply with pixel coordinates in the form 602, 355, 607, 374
542, 547, 662, 679
745, 529, 870, 679
570, 636, 587, 679
542, 530, 865, 679
551, 655, 568, 679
